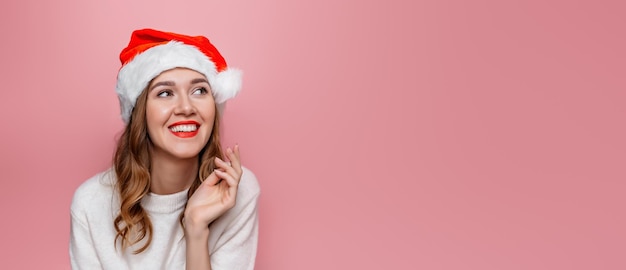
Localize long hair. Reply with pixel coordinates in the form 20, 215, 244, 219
113, 87, 224, 254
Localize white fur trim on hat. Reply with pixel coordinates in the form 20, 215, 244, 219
115, 41, 242, 123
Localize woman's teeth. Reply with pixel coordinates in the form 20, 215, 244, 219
170, 124, 197, 132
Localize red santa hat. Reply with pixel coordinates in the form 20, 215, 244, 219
116, 28, 242, 123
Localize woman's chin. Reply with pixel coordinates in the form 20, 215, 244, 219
151, 146, 204, 161
170, 150, 203, 160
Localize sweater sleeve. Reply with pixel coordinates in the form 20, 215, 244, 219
69, 178, 105, 270
70, 209, 103, 269
210, 168, 261, 270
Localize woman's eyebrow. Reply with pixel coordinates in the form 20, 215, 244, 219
191, 78, 209, 84
149, 81, 175, 91
149, 78, 208, 91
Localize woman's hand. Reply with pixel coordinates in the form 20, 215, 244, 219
184, 145, 243, 237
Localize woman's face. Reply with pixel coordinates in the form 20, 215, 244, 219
145, 68, 216, 160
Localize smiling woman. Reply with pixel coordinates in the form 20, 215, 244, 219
146, 69, 217, 163
69, 29, 260, 270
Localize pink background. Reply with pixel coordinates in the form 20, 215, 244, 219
0, 0, 624, 269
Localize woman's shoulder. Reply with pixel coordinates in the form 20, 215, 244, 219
239, 166, 261, 200
71, 168, 117, 213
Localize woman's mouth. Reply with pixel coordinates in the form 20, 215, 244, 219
168, 121, 200, 138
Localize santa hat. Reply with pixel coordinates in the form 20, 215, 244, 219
116, 28, 242, 123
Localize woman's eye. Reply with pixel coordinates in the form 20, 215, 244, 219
192, 87, 208, 95
157, 91, 172, 97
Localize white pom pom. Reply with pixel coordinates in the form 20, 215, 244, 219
213, 68, 243, 104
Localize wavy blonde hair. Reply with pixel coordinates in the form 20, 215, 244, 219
113, 87, 224, 254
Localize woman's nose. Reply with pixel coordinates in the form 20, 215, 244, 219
174, 95, 195, 115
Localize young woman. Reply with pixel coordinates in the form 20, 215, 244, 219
70, 29, 260, 269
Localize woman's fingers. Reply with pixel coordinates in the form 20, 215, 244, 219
227, 145, 243, 175
214, 145, 243, 181
213, 169, 238, 206
213, 169, 238, 188
214, 156, 238, 180
202, 170, 220, 186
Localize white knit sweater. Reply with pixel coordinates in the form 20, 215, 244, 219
70, 167, 260, 269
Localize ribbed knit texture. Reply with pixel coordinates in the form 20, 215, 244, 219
141, 188, 187, 214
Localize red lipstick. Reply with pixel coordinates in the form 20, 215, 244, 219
168, 121, 200, 138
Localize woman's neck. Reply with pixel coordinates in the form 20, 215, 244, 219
149, 151, 199, 195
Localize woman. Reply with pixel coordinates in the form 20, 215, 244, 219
70, 29, 260, 270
